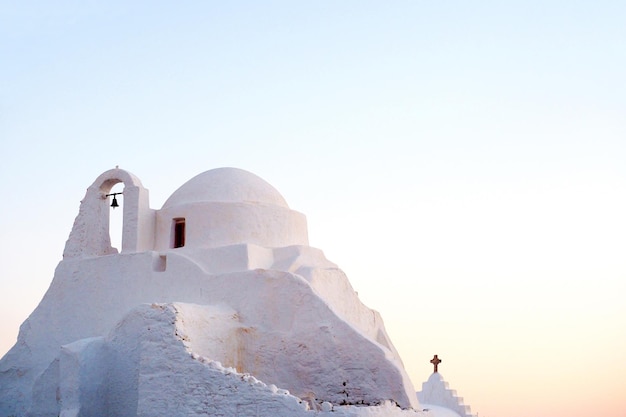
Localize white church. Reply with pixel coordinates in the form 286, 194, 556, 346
0, 167, 475, 417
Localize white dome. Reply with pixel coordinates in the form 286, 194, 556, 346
162, 168, 288, 209
155, 167, 307, 250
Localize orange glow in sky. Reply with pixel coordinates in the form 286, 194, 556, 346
1, 2, 625, 416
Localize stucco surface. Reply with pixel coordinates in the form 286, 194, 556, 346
162, 167, 289, 209
417, 373, 474, 417
0, 167, 427, 416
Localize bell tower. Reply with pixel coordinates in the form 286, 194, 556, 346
63, 167, 155, 259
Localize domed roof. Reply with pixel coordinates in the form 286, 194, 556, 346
162, 168, 289, 209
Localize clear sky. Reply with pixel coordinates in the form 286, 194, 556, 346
1, 2, 625, 416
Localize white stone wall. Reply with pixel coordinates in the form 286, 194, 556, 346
0, 168, 421, 416
62, 168, 155, 259
417, 373, 474, 417
155, 202, 308, 250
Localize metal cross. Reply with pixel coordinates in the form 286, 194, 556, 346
430, 354, 441, 373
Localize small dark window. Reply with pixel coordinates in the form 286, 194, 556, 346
173, 218, 185, 248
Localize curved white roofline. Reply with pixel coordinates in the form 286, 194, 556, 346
162, 167, 289, 209
63, 167, 154, 259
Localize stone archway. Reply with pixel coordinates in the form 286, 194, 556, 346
106, 181, 124, 252
63, 168, 154, 259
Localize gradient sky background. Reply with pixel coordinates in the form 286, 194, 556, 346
1, 2, 625, 416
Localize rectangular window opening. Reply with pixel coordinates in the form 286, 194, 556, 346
172, 218, 186, 248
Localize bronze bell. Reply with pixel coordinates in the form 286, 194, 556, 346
110, 195, 119, 208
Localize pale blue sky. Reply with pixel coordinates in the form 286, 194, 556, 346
1, 2, 625, 416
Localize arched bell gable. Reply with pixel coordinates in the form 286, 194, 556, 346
63, 168, 154, 259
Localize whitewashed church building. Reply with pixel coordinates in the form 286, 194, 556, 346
0, 167, 474, 417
